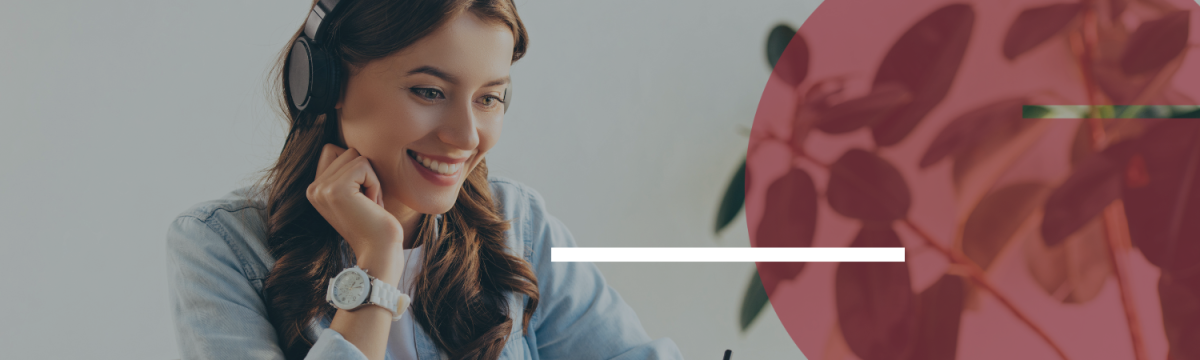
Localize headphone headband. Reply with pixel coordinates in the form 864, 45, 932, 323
285, 0, 511, 128
303, 0, 341, 41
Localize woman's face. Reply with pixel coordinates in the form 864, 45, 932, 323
335, 12, 515, 217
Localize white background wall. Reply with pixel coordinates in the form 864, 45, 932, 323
0, 0, 819, 358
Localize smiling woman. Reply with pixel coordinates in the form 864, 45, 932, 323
164, 0, 683, 359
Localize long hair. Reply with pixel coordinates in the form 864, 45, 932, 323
255, 1, 538, 359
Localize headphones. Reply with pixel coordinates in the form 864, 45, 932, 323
286, 0, 512, 127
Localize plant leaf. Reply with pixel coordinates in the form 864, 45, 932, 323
871, 4, 974, 147
1042, 141, 1137, 246
1070, 118, 1158, 168
766, 24, 793, 69
1024, 225, 1070, 300
754, 168, 817, 280
907, 274, 965, 360
1002, 3, 1084, 60
950, 115, 1041, 190
1159, 271, 1200, 360
836, 223, 918, 360
1123, 120, 1200, 272
1121, 11, 1190, 75
828, 149, 912, 221
816, 83, 913, 134
1023, 105, 1050, 119
739, 270, 770, 332
1062, 217, 1112, 304
920, 98, 1026, 168
715, 160, 747, 234
767, 24, 809, 87
1109, 0, 1127, 21
963, 182, 1051, 269
1024, 216, 1111, 303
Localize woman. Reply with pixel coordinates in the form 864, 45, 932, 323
165, 0, 684, 359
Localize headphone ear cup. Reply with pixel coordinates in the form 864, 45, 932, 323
502, 82, 512, 113
287, 38, 314, 113
287, 37, 340, 118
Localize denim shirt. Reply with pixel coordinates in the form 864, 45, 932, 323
166, 176, 684, 360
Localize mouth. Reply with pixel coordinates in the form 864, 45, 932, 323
407, 149, 464, 186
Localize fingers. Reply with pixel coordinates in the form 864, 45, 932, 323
319, 146, 358, 182
310, 144, 368, 203
316, 143, 347, 179
329, 156, 384, 203
360, 159, 383, 207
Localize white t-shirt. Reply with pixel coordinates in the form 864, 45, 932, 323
386, 245, 423, 360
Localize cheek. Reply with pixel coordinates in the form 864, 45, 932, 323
472, 120, 503, 167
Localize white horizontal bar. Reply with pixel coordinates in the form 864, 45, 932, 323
550, 247, 905, 262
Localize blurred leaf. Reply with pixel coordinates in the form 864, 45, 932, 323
755, 168, 817, 280
828, 149, 912, 221
1069, 119, 1156, 168
1088, 9, 1187, 105
1024, 216, 1111, 303
823, 321, 857, 360
816, 83, 913, 134
920, 98, 1026, 168
1092, 22, 1137, 104
766, 24, 794, 69
1123, 120, 1200, 272
1062, 217, 1111, 303
950, 115, 1040, 190
871, 4, 975, 147
1002, 3, 1084, 60
963, 182, 1050, 269
1175, 107, 1200, 118
1110, 0, 1127, 21
715, 160, 747, 234
1024, 225, 1070, 300
836, 223, 918, 360
739, 270, 770, 332
1121, 11, 1190, 75
907, 275, 965, 360
1042, 141, 1137, 246
767, 24, 809, 87
1159, 271, 1200, 360
1023, 105, 1050, 119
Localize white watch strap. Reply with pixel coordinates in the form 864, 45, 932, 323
368, 278, 412, 321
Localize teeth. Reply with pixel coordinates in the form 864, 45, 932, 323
412, 152, 460, 175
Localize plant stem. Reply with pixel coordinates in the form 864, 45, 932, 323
1068, 6, 1108, 115
1077, 2, 1149, 355
902, 219, 1072, 360
1086, 117, 1150, 360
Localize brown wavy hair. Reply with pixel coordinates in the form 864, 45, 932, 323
255, 1, 538, 359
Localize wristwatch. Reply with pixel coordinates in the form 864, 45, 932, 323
326, 266, 412, 321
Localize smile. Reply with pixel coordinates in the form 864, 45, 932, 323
408, 150, 462, 175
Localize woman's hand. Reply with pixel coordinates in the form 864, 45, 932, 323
307, 143, 404, 285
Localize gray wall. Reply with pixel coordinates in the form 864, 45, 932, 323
0, 0, 818, 358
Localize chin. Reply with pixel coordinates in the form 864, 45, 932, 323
400, 187, 461, 215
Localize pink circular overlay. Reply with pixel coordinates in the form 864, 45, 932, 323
746, 0, 1200, 359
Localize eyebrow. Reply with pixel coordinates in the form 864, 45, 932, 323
406, 65, 510, 88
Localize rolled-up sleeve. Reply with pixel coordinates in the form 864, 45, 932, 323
166, 214, 367, 360
522, 188, 684, 360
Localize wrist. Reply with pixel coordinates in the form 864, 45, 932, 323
356, 246, 404, 287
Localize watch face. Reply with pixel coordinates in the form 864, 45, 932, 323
332, 269, 368, 309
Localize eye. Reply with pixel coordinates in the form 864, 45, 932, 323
410, 87, 445, 101
479, 94, 505, 108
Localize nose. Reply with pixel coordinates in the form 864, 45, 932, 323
437, 99, 480, 151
